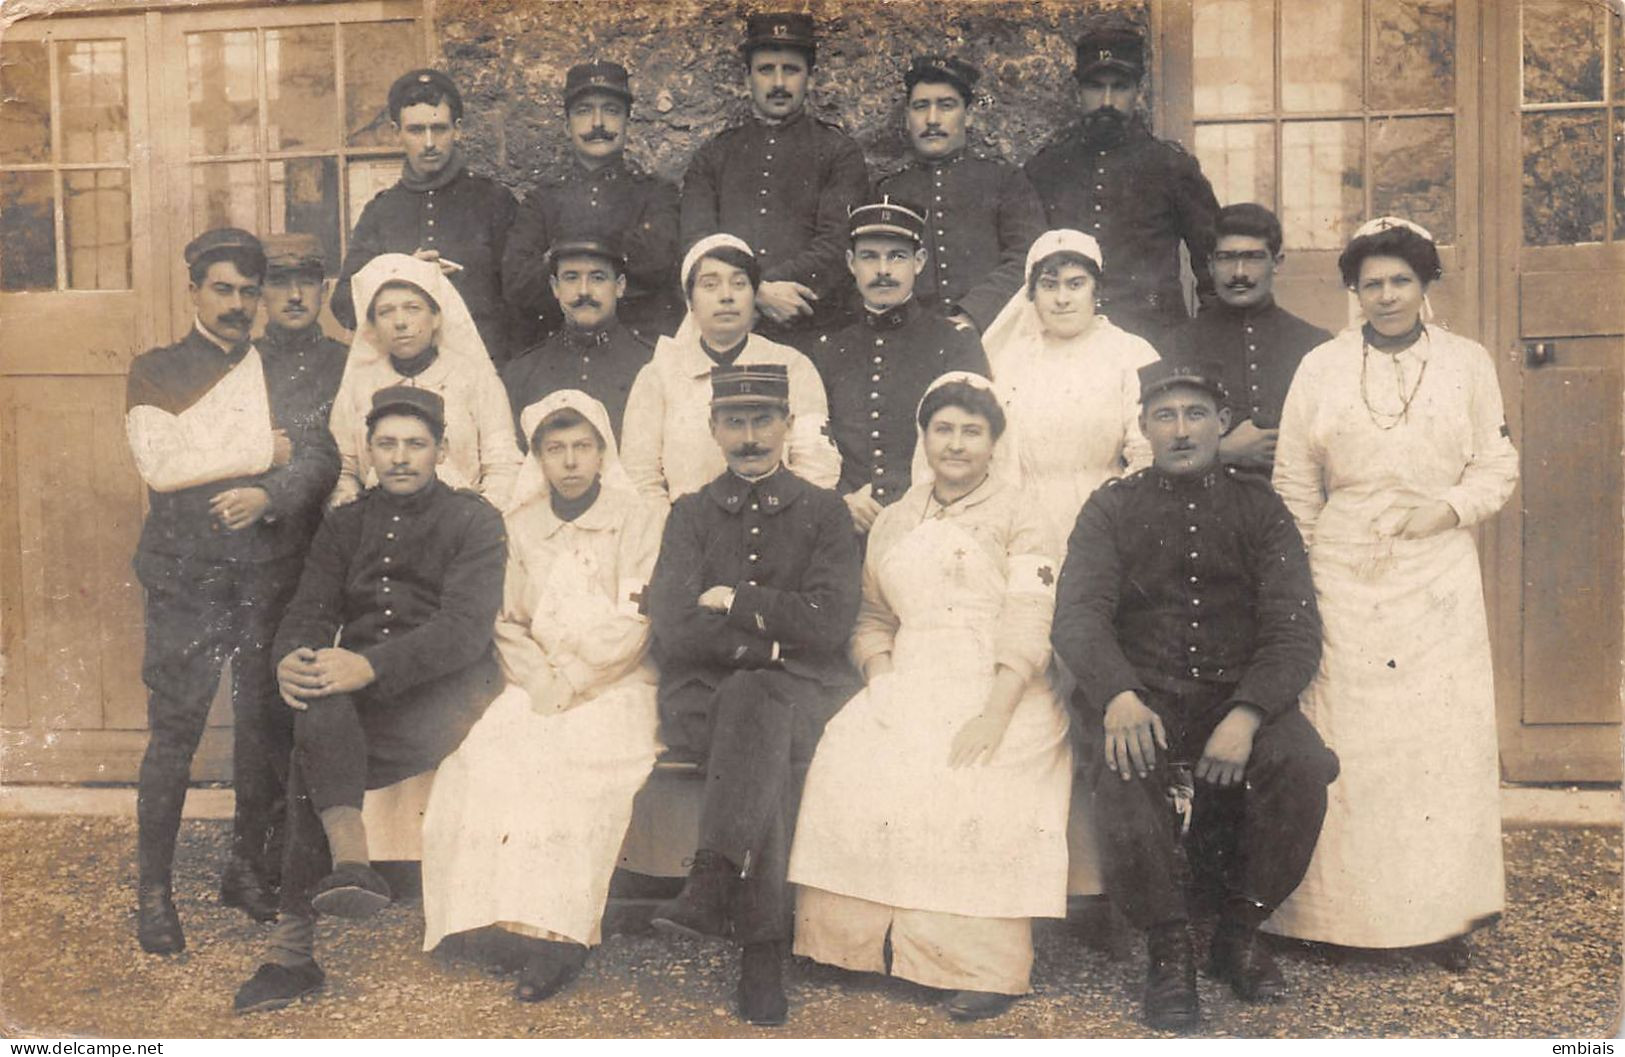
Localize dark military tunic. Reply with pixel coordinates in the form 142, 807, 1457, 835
814, 299, 989, 505
1050, 462, 1335, 931
648, 465, 861, 943
255, 322, 349, 546
331, 162, 520, 361
500, 318, 653, 450
1025, 117, 1220, 347
1052, 463, 1320, 716
1164, 297, 1332, 432
680, 109, 869, 339
501, 157, 681, 343
273, 476, 506, 789
876, 151, 1046, 331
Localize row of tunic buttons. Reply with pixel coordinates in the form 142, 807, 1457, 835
380, 513, 401, 635
745, 498, 760, 586
1088, 154, 1106, 232
869, 347, 887, 497
424, 192, 436, 243
1185, 499, 1201, 675
931, 169, 949, 269
757, 135, 776, 216
1244, 321, 1262, 414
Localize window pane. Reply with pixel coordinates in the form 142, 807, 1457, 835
0, 171, 57, 290
1522, 0, 1604, 105
343, 21, 423, 147
1614, 6, 1623, 101
1281, 121, 1364, 250
267, 25, 337, 151
271, 157, 341, 269
188, 30, 258, 157
347, 157, 401, 229
1371, 116, 1454, 244
0, 41, 52, 164
1521, 111, 1606, 246
1282, 0, 1362, 112
1369, 0, 1455, 110
64, 169, 130, 290
1194, 123, 1276, 209
59, 40, 128, 164
1192, 0, 1273, 116
1614, 109, 1624, 241
191, 161, 258, 236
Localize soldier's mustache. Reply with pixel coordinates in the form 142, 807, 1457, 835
733, 445, 770, 458
1226, 278, 1256, 289
583, 127, 616, 141
867, 277, 900, 288
569, 296, 602, 309
766, 88, 793, 100
219, 312, 250, 327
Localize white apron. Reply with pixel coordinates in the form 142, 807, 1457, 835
420, 537, 662, 949
788, 515, 1072, 921
1264, 331, 1508, 947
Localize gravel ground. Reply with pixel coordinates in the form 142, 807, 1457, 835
1, 818, 1618, 1039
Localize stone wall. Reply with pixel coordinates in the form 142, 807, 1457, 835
432, 0, 1151, 197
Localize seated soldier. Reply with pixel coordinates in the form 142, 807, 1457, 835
1050, 360, 1339, 1031
420, 390, 668, 1004
233, 386, 506, 1014
646, 363, 862, 1026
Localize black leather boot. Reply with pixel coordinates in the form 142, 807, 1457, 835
737, 940, 788, 1026
220, 853, 279, 923
137, 883, 184, 955
1207, 919, 1285, 1000
650, 850, 737, 941
1144, 922, 1198, 1030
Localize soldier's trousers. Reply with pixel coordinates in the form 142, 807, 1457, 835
662, 668, 841, 945
1082, 684, 1339, 931
132, 551, 302, 887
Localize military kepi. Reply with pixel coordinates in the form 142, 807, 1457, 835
261, 232, 326, 276
184, 227, 265, 271
905, 55, 980, 99
564, 60, 632, 107
1138, 359, 1227, 404
1074, 25, 1145, 81
849, 196, 926, 244
388, 68, 463, 119
741, 11, 816, 56
547, 232, 625, 270
367, 385, 447, 432
711, 363, 791, 409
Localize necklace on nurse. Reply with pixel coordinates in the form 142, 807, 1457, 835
1359, 340, 1428, 430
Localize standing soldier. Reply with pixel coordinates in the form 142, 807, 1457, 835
816, 197, 988, 534
680, 12, 869, 355
503, 235, 654, 446
877, 55, 1046, 334
1164, 204, 1332, 475
331, 69, 519, 363
646, 363, 862, 1026
1024, 23, 1220, 349
502, 61, 681, 344
126, 229, 339, 953
234, 232, 352, 901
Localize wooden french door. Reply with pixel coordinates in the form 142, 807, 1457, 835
1165, 0, 1622, 782
1486, 0, 1623, 782
0, 1, 424, 783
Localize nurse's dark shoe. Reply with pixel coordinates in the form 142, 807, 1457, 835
1426, 935, 1471, 972
514, 941, 588, 1003
944, 990, 1016, 1021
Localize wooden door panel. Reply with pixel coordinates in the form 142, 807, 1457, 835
1518, 335, 1624, 726
7, 376, 147, 732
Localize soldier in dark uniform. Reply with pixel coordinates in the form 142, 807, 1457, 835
816, 197, 989, 534
1050, 360, 1338, 1030
646, 364, 862, 1026
680, 12, 870, 356
125, 229, 340, 953
1024, 25, 1220, 350
234, 386, 506, 1014
501, 235, 654, 448
232, 232, 351, 905
1164, 204, 1332, 474
331, 70, 519, 363
502, 61, 681, 344
877, 55, 1046, 333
